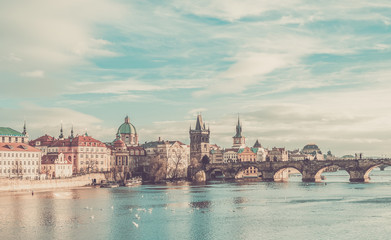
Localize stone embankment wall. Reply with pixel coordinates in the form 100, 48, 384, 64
0, 173, 107, 192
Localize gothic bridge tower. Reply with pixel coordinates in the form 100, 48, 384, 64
189, 114, 210, 167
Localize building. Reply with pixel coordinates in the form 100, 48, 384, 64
223, 148, 239, 163
41, 153, 72, 179
109, 138, 146, 178
288, 149, 307, 161
108, 116, 147, 177
29, 134, 56, 155
232, 117, 246, 149
189, 114, 210, 165
302, 144, 324, 160
253, 139, 267, 162
237, 146, 259, 178
0, 124, 29, 143
0, 142, 41, 179
268, 147, 289, 161
30, 126, 111, 174
210, 144, 224, 164
116, 116, 138, 146
143, 139, 189, 179
237, 147, 257, 162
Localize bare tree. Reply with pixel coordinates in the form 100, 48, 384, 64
86, 159, 97, 173
149, 154, 167, 183
167, 148, 187, 180
12, 160, 24, 178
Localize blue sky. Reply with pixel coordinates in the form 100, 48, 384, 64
1, 0, 391, 156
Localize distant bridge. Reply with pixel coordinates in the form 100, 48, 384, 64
205, 159, 391, 182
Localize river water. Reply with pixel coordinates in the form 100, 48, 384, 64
1, 168, 391, 240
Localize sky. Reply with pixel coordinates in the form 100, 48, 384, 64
1, 0, 391, 157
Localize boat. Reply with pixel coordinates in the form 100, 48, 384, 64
100, 181, 119, 188
124, 178, 142, 187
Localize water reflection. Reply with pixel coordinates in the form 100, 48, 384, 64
2, 178, 391, 240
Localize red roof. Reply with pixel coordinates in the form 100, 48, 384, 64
29, 134, 56, 146
0, 143, 41, 152
114, 139, 126, 148
41, 154, 72, 165
49, 135, 106, 147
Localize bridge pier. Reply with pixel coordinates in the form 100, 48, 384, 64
349, 170, 368, 182
260, 171, 275, 182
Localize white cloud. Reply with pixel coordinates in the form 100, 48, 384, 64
20, 70, 45, 78
0, 103, 115, 142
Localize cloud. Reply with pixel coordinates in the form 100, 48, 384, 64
20, 70, 45, 78
0, 103, 115, 142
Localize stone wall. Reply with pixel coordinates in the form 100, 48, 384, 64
0, 173, 107, 192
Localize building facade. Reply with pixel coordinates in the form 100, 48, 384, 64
268, 147, 289, 161
0, 142, 41, 179
41, 153, 73, 179
143, 140, 189, 179
30, 127, 111, 174
108, 117, 147, 177
0, 124, 29, 144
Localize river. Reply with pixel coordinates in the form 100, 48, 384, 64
1, 168, 391, 240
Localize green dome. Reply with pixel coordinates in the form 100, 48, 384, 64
117, 116, 137, 135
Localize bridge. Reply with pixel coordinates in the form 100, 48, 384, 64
204, 159, 391, 182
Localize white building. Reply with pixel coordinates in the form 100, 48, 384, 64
0, 142, 41, 179
223, 148, 239, 163
41, 153, 73, 179
143, 140, 190, 179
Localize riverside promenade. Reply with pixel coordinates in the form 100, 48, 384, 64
0, 173, 106, 192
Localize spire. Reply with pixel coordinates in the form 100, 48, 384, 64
253, 139, 262, 148
22, 120, 27, 135
59, 123, 64, 139
234, 115, 242, 138
195, 114, 205, 131
70, 125, 74, 139
125, 115, 130, 123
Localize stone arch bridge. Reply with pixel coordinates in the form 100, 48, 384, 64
205, 159, 391, 182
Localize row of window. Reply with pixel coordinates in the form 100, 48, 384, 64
80, 154, 105, 159
0, 137, 26, 143
43, 165, 71, 170
80, 161, 104, 165
0, 152, 39, 158
0, 160, 39, 166
0, 168, 38, 174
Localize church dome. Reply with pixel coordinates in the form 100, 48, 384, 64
117, 116, 137, 135
302, 144, 322, 154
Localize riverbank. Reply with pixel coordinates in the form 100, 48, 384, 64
0, 173, 106, 192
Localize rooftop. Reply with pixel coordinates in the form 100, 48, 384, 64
0, 127, 25, 137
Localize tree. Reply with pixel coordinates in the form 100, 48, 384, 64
12, 160, 24, 178
86, 159, 97, 173
167, 147, 188, 180
148, 154, 167, 183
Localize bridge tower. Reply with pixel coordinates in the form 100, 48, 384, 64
189, 114, 210, 166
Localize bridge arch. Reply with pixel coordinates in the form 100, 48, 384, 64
363, 163, 391, 182
235, 165, 262, 179
273, 166, 302, 182
314, 164, 349, 182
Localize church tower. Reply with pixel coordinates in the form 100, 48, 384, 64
232, 116, 245, 149
189, 114, 210, 165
